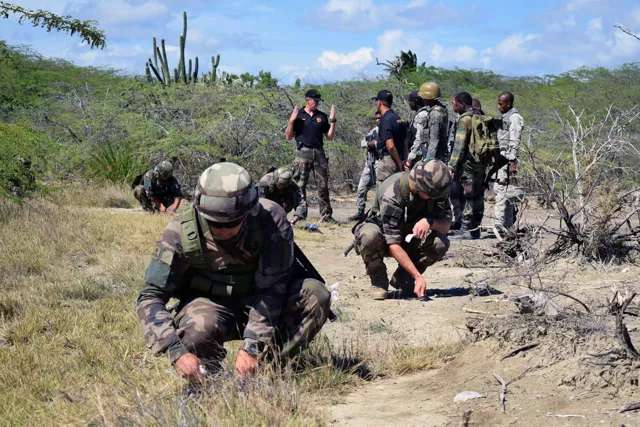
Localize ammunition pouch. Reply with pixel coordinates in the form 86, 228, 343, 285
187, 265, 256, 298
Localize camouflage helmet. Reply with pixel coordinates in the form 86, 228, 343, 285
409, 159, 451, 199
273, 167, 293, 188
193, 162, 259, 223
418, 82, 441, 100
155, 160, 173, 178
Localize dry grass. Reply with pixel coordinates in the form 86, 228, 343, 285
52, 183, 138, 209
0, 191, 465, 425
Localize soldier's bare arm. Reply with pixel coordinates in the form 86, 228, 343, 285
326, 105, 336, 140
285, 106, 298, 140
385, 139, 403, 170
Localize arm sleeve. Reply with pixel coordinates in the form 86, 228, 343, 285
136, 223, 189, 363
507, 114, 524, 161
143, 174, 154, 196
425, 109, 443, 160
243, 209, 294, 347
322, 116, 330, 134
408, 112, 427, 162
448, 117, 471, 173
376, 120, 392, 151
379, 195, 404, 245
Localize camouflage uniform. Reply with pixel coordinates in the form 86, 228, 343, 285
258, 169, 302, 215
407, 102, 449, 166
449, 111, 485, 236
494, 108, 524, 228
354, 126, 379, 217
136, 163, 331, 366
133, 166, 183, 212
354, 161, 452, 295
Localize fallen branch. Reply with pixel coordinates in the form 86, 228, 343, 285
618, 401, 640, 413
612, 293, 640, 360
547, 413, 586, 418
460, 409, 472, 427
501, 342, 540, 361
493, 373, 507, 412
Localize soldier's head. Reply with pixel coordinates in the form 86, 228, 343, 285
372, 89, 393, 113
403, 90, 423, 111
408, 159, 452, 200
472, 98, 482, 111
273, 167, 293, 190
155, 161, 173, 180
453, 92, 472, 114
497, 91, 514, 114
305, 88, 322, 111
418, 82, 441, 107
374, 111, 381, 124
193, 162, 259, 240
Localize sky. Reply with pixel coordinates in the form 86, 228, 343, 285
1, 0, 640, 85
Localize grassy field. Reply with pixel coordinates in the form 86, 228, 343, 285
0, 186, 461, 426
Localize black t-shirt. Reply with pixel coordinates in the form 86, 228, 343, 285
377, 109, 407, 160
292, 108, 330, 150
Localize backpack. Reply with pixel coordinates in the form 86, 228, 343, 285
466, 112, 501, 166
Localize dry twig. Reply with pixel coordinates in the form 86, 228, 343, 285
493, 373, 507, 412
500, 342, 540, 361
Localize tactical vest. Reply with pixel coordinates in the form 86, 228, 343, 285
179, 207, 264, 299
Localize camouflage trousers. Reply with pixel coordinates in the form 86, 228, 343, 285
292, 147, 332, 219
376, 156, 400, 185
174, 278, 331, 363
458, 163, 486, 231
133, 185, 175, 213
355, 160, 377, 215
354, 222, 450, 293
450, 179, 463, 230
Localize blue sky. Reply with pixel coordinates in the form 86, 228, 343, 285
2, 0, 639, 84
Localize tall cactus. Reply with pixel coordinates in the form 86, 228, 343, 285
209, 54, 220, 85
193, 56, 199, 82
161, 39, 170, 86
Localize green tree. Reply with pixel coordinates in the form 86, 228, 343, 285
0, 2, 106, 48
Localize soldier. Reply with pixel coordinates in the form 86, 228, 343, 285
405, 82, 449, 170
133, 161, 183, 215
373, 89, 407, 184
258, 167, 302, 215
447, 96, 463, 230
494, 91, 524, 235
449, 92, 485, 240
285, 89, 338, 224
136, 162, 331, 383
403, 90, 424, 169
348, 112, 381, 222
354, 159, 452, 300
472, 98, 485, 115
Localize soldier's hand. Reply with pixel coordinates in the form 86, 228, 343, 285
159, 204, 167, 213
235, 350, 258, 377
289, 106, 299, 124
414, 275, 427, 298
403, 160, 412, 171
509, 161, 517, 175
413, 218, 431, 240
175, 353, 204, 384
329, 104, 336, 121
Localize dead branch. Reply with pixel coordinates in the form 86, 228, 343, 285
618, 401, 640, 413
500, 342, 540, 361
460, 409, 472, 427
493, 373, 507, 412
615, 23, 640, 41
612, 293, 640, 360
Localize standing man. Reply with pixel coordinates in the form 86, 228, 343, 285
286, 89, 337, 224
373, 89, 407, 184
136, 162, 331, 384
133, 160, 183, 215
258, 167, 302, 215
354, 160, 452, 300
449, 92, 486, 240
472, 98, 485, 115
403, 90, 425, 169
494, 91, 524, 235
348, 112, 380, 222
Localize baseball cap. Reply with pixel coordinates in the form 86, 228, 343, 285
372, 89, 393, 105
305, 88, 323, 101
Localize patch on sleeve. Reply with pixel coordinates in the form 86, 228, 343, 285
381, 203, 404, 228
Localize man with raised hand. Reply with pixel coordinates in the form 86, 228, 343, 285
136, 162, 331, 384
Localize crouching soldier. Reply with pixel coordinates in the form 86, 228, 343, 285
258, 167, 302, 215
136, 162, 331, 383
354, 159, 452, 300
133, 161, 183, 215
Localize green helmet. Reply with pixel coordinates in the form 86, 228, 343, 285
155, 160, 173, 178
409, 159, 451, 199
418, 82, 441, 101
193, 162, 259, 223
273, 167, 293, 188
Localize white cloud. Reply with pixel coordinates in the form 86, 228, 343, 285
376, 30, 423, 61
318, 47, 374, 71
455, 46, 477, 62
493, 33, 544, 63
587, 17, 603, 31
317, 0, 377, 31
98, 0, 168, 24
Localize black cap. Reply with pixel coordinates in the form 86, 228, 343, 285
403, 90, 420, 102
372, 89, 393, 105
304, 88, 323, 101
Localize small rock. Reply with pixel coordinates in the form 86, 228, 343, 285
622, 267, 630, 273
454, 391, 485, 403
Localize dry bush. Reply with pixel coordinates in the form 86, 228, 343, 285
52, 182, 137, 208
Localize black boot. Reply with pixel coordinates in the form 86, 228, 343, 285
348, 211, 366, 222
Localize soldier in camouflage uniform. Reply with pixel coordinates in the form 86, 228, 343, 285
285, 89, 338, 224
348, 112, 380, 222
405, 82, 449, 170
354, 159, 452, 300
133, 161, 183, 215
448, 92, 485, 240
258, 167, 302, 215
136, 162, 331, 383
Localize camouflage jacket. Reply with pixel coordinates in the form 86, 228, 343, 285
448, 109, 483, 174
408, 102, 449, 163
143, 169, 183, 200
258, 173, 302, 214
136, 199, 294, 363
497, 108, 524, 161
371, 172, 452, 245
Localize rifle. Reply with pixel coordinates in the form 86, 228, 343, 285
484, 153, 509, 187
293, 243, 337, 322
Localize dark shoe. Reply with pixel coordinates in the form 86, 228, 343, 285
321, 215, 339, 225
450, 222, 462, 231
347, 212, 366, 222
450, 230, 480, 240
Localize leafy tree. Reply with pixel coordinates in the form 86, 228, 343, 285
0, 2, 106, 48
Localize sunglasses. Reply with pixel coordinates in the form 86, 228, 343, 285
208, 217, 245, 229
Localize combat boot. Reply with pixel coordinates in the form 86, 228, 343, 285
347, 211, 366, 222
450, 226, 480, 240
390, 268, 415, 296
321, 214, 339, 225
370, 279, 388, 300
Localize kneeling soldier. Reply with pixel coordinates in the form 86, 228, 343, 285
354, 159, 452, 300
258, 167, 302, 215
136, 162, 331, 383
133, 161, 183, 215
